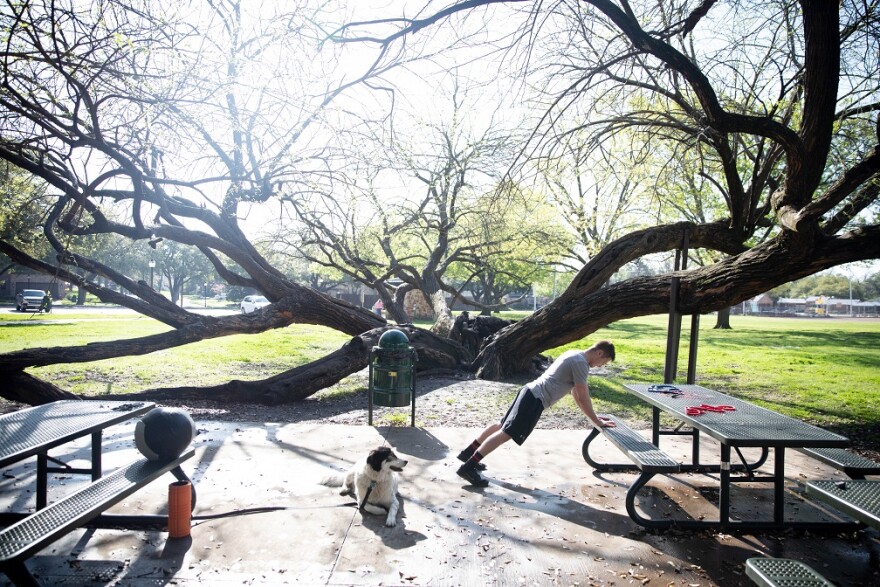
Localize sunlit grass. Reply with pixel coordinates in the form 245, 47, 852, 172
0, 313, 349, 394
548, 315, 880, 430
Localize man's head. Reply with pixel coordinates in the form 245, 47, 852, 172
586, 340, 615, 367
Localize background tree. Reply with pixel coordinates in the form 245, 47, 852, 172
1, 0, 879, 406
155, 241, 217, 305
290, 82, 521, 333
771, 271, 868, 300
533, 130, 647, 269
451, 181, 573, 310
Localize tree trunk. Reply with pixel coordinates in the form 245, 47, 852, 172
474, 229, 880, 379
714, 307, 732, 329
5, 372, 79, 404
428, 290, 455, 337
381, 285, 411, 324
184, 325, 466, 404
8, 326, 470, 406
423, 273, 454, 336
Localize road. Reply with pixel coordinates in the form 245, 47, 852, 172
1, 304, 239, 318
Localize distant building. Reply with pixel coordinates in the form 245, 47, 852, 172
736, 294, 879, 317
0, 272, 68, 300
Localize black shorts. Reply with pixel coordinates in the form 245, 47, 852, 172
500, 386, 544, 445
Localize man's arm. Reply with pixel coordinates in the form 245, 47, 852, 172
571, 383, 615, 428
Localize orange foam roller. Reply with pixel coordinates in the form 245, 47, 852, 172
168, 480, 192, 538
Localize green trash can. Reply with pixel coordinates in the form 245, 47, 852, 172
368, 329, 417, 425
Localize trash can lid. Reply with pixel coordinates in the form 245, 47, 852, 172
378, 328, 410, 350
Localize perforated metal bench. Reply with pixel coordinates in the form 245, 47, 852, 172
0, 449, 195, 587
796, 447, 880, 479
806, 479, 880, 528
745, 557, 834, 587
582, 414, 679, 529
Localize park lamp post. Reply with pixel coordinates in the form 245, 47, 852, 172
203, 283, 208, 308
148, 259, 155, 290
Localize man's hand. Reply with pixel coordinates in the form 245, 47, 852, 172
595, 416, 616, 428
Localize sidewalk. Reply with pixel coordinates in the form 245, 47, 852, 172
1, 421, 878, 586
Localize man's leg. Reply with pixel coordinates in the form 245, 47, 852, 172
456, 430, 512, 486
457, 423, 502, 469
456, 387, 542, 487
472, 430, 511, 460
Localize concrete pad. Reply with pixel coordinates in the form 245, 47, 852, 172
1, 421, 879, 586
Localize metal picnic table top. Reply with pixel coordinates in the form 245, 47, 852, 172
0, 400, 156, 513
623, 383, 849, 448
0, 400, 155, 469
619, 383, 855, 531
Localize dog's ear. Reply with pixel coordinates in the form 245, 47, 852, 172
366, 447, 389, 472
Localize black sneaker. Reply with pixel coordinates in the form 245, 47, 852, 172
456, 463, 489, 487
456, 450, 486, 470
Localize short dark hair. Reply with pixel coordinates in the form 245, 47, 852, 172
590, 340, 615, 361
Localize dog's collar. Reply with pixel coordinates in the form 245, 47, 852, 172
359, 480, 377, 510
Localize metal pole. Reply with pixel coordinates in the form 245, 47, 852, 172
687, 314, 700, 384
664, 276, 681, 384
368, 353, 374, 426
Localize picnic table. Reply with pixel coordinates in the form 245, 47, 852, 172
584, 383, 857, 531
0, 400, 196, 586
0, 400, 156, 514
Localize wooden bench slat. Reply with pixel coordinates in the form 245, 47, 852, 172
745, 557, 834, 587
0, 448, 195, 566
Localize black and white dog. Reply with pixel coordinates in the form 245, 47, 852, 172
321, 446, 408, 527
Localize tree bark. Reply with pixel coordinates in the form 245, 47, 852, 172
3, 325, 471, 406
3, 372, 79, 405
475, 227, 880, 379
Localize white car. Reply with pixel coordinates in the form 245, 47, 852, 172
240, 295, 270, 314
16, 289, 48, 312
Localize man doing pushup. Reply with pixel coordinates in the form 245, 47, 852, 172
455, 340, 617, 487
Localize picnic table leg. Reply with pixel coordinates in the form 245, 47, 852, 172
651, 406, 660, 446
625, 472, 662, 528
774, 448, 785, 524
36, 454, 47, 510
719, 444, 731, 529
90, 431, 103, 481
580, 430, 640, 472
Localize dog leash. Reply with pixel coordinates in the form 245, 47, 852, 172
359, 480, 377, 510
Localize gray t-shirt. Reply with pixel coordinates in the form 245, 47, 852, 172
528, 349, 590, 408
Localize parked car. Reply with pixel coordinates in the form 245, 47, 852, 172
240, 295, 270, 314
16, 289, 49, 312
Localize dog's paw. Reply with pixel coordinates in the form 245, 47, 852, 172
385, 517, 397, 527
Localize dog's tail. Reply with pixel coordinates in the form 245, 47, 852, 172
320, 473, 345, 487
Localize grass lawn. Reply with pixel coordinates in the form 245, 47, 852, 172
548, 314, 880, 441
1, 309, 878, 436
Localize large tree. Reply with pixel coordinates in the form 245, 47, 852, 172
334, 0, 880, 378
1, 1, 878, 407
0, 0, 469, 404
